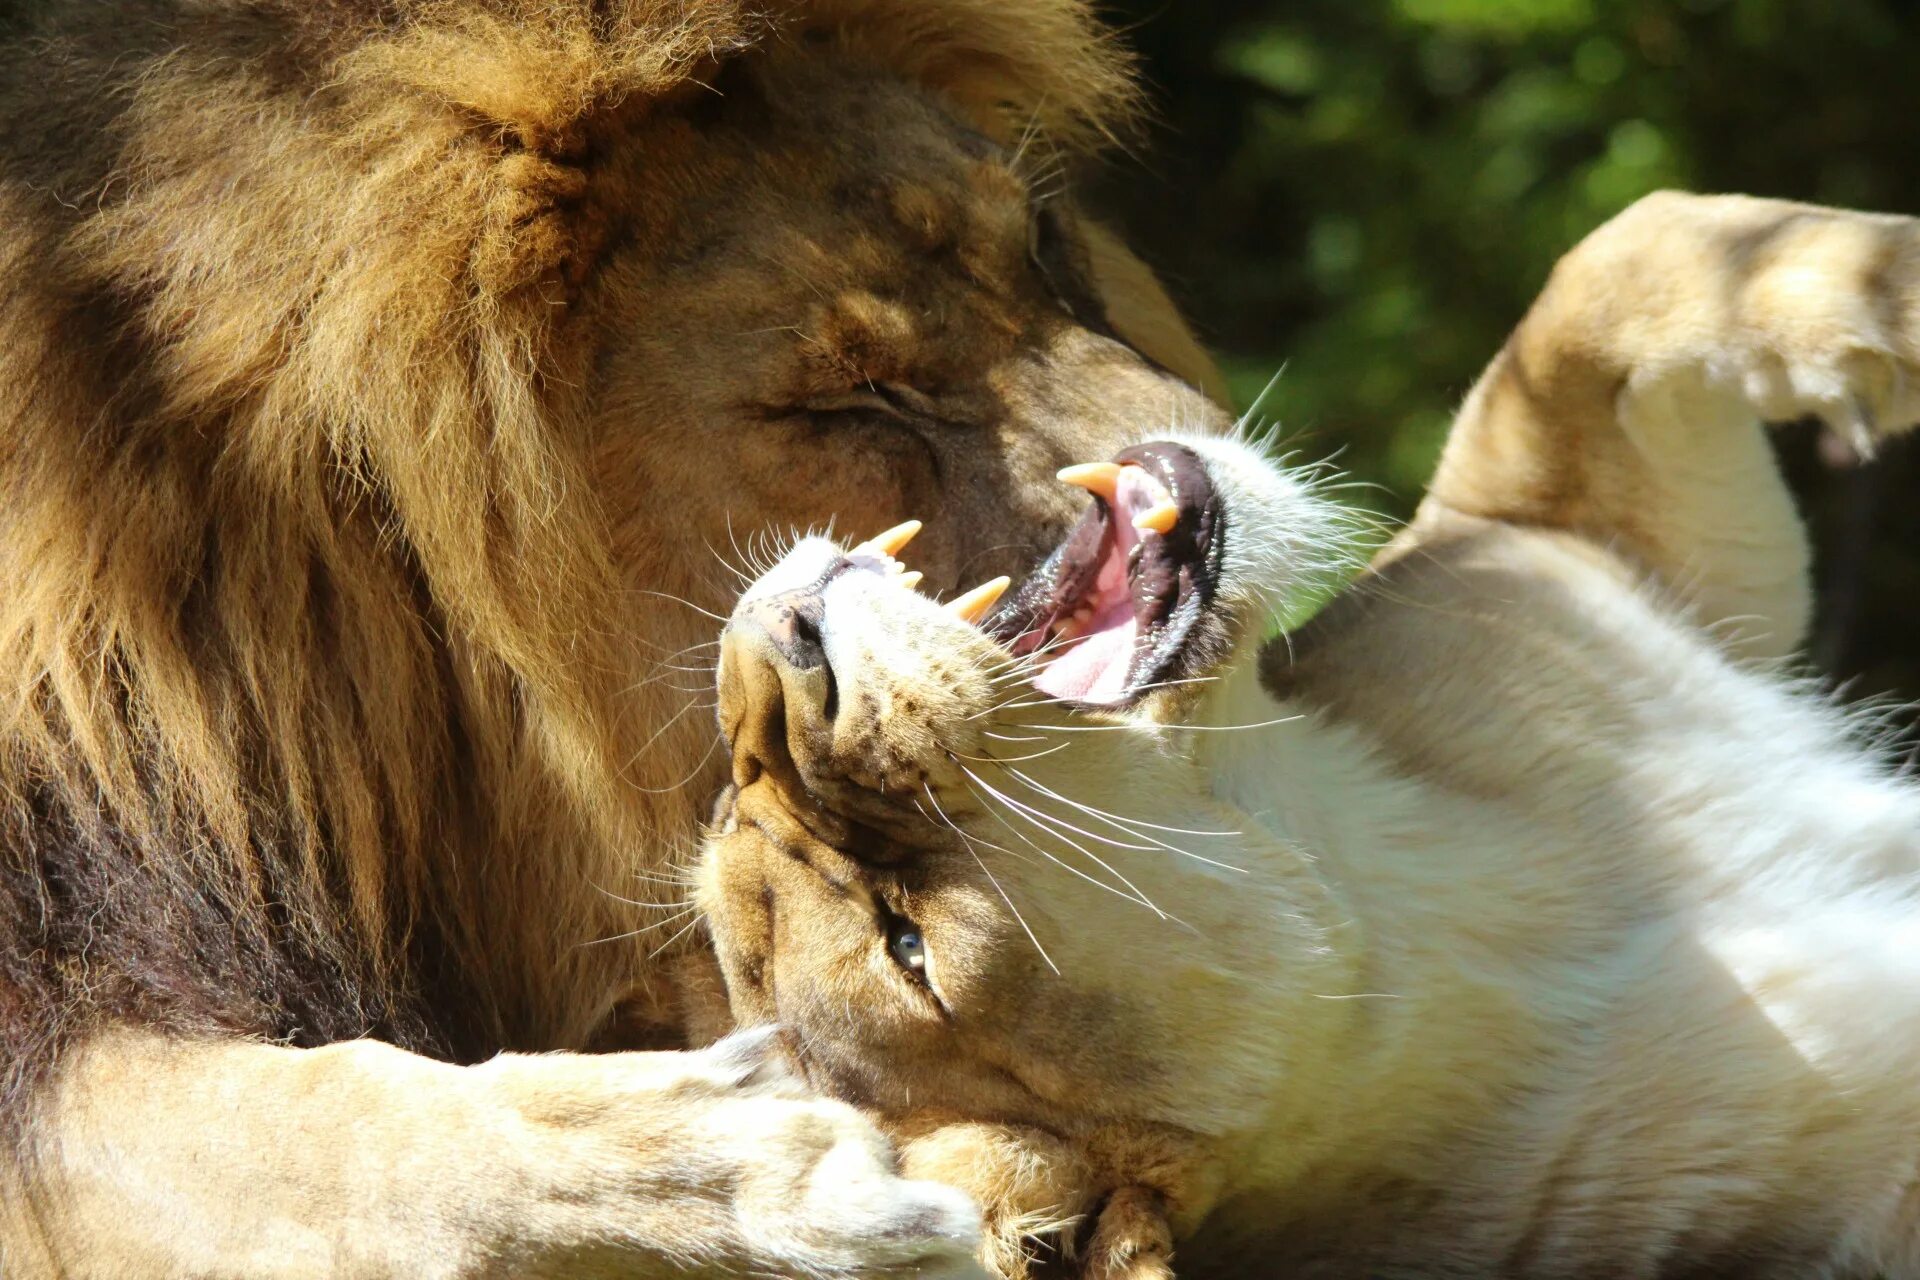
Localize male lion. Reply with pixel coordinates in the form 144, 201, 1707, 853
0, 0, 1227, 1273
701, 194, 1920, 1279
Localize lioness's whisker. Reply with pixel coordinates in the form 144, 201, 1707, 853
618, 871, 701, 890
1002, 766, 1243, 840
1000, 766, 1249, 874
576, 904, 698, 949
628, 637, 723, 670
633, 730, 724, 795
911, 796, 1042, 871
921, 785, 1059, 975
632, 588, 732, 624
629, 660, 719, 692
647, 911, 708, 960
960, 766, 1172, 919
701, 535, 757, 588
623, 695, 712, 768
955, 740, 1073, 765
971, 697, 1062, 717
589, 881, 695, 911
647, 658, 722, 674
958, 774, 1158, 911
1008, 711, 1304, 734
970, 769, 1160, 855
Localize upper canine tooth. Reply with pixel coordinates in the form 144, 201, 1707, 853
856, 519, 923, 558
898, 571, 924, 592
1056, 461, 1124, 503
945, 575, 1011, 624
1132, 501, 1179, 535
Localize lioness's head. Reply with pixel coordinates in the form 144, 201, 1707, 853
697, 436, 1355, 1273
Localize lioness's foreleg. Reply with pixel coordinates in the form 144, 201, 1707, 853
1414, 191, 1920, 656
5, 1025, 984, 1278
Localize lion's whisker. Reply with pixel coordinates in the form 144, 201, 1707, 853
911, 795, 1041, 871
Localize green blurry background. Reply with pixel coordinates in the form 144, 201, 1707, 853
1092, 0, 1920, 715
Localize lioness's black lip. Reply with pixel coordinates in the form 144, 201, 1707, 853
988, 440, 1227, 705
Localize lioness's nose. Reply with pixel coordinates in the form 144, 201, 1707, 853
720, 585, 836, 792
738, 587, 828, 671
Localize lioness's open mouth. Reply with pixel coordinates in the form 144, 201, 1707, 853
989, 441, 1227, 705
743, 440, 1235, 713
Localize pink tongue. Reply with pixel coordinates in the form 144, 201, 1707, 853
1030, 467, 1161, 704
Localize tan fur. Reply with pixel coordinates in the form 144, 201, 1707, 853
700, 194, 1920, 1278
0, 1, 1228, 1274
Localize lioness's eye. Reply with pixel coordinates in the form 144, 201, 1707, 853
887, 916, 929, 981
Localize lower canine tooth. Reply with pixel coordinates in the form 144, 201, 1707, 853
1132, 501, 1179, 535
945, 576, 1011, 624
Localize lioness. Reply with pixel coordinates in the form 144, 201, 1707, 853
700, 193, 1920, 1279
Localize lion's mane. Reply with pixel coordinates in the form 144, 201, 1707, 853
0, 0, 1132, 1131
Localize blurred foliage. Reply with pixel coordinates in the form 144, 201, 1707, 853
1092, 0, 1920, 708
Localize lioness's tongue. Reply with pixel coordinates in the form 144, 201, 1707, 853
1030, 465, 1169, 704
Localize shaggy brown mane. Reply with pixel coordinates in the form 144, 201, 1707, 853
0, 0, 1135, 1137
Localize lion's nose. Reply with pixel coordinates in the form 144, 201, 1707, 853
738, 587, 829, 671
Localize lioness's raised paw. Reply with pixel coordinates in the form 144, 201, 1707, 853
1425, 191, 1920, 656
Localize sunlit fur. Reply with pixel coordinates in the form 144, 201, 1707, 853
702, 194, 1920, 1279
0, 0, 1235, 1272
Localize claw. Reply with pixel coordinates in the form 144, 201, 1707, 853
898, 570, 924, 592
1132, 500, 1179, 535
945, 576, 1011, 624
1057, 461, 1125, 503
855, 519, 922, 558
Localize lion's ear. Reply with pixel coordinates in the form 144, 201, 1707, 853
799, 0, 1140, 150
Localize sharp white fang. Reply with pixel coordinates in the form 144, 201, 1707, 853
945, 576, 1011, 624
854, 519, 922, 558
